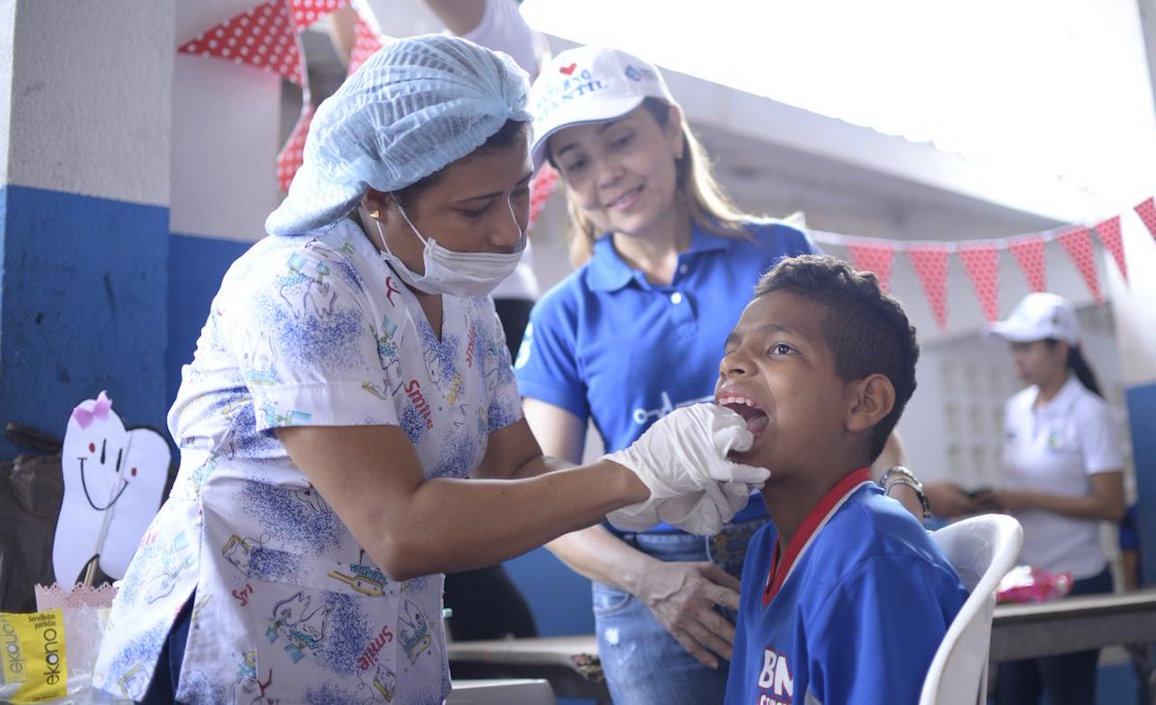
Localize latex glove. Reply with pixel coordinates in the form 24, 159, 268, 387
605, 404, 769, 535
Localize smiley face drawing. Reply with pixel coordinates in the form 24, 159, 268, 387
52, 391, 170, 587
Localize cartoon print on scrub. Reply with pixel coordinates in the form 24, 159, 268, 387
141, 530, 196, 604
280, 250, 337, 320
241, 330, 280, 387
231, 649, 276, 705
369, 311, 406, 400
398, 599, 433, 665
117, 663, 151, 699
292, 482, 328, 514
222, 533, 267, 577
266, 591, 330, 664
328, 548, 390, 597
357, 659, 398, 703
259, 400, 312, 428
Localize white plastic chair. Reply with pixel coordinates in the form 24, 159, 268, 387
919, 513, 1023, 705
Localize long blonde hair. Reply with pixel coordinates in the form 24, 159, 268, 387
559, 97, 756, 266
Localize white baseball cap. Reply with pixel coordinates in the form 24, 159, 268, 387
528, 45, 675, 170
985, 292, 1081, 346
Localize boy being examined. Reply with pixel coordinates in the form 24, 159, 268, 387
719, 255, 967, 704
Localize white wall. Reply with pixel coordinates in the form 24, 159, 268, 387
170, 0, 283, 241
4, 1, 173, 206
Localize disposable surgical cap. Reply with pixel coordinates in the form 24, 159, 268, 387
265, 34, 532, 236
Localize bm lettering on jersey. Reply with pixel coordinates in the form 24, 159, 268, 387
758, 647, 794, 702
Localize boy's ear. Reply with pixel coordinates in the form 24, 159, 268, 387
845, 374, 896, 433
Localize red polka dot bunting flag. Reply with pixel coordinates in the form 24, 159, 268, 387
347, 14, 384, 75
1135, 197, 1156, 243
528, 165, 559, 233
178, 0, 305, 86
957, 245, 1000, 322
277, 104, 314, 192
1092, 216, 1127, 284
846, 242, 896, 292
906, 245, 950, 331
1057, 227, 1101, 303
290, 0, 347, 32
1008, 235, 1047, 293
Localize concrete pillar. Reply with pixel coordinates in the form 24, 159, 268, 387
167, 0, 282, 408
0, 0, 175, 459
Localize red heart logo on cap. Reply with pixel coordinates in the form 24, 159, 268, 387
559, 63, 577, 75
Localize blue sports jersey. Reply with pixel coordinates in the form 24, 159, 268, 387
514, 221, 817, 532
726, 471, 968, 705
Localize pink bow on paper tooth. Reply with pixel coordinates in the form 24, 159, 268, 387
71, 391, 113, 429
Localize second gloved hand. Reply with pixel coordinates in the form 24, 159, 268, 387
605, 404, 769, 535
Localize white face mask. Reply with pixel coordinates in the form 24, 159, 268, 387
371, 203, 525, 298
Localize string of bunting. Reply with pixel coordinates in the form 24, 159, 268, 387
180, 0, 362, 191
805, 196, 1156, 331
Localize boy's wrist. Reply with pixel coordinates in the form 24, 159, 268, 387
880, 466, 931, 520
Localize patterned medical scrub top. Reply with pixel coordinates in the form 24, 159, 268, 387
93, 219, 523, 705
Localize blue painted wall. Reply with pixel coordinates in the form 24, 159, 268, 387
166, 233, 251, 409
0, 186, 169, 459
1127, 381, 1156, 587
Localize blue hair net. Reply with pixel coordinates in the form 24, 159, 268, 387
266, 34, 532, 236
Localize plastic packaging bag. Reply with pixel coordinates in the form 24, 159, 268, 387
0, 585, 126, 704
996, 564, 1074, 604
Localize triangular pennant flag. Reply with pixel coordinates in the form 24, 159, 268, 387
1057, 227, 1101, 303
846, 242, 896, 292
290, 0, 347, 32
1093, 216, 1128, 284
906, 245, 950, 331
528, 165, 559, 232
178, 0, 305, 86
277, 105, 315, 192
347, 14, 384, 75
957, 245, 1000, 322
1008, 235, 1047, 292
1135, 197, 1156, 243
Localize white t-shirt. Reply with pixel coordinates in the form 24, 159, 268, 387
465, 0, 544, 302
94, 219, 523, 704
1001, 375, 1124, 579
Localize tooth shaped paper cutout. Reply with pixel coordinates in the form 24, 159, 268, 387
53, 391, 170, 588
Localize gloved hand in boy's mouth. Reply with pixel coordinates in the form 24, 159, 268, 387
604, 404, 769, 535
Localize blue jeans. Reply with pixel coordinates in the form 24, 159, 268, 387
994, 565, 1114, 705
594, 521, 762, 705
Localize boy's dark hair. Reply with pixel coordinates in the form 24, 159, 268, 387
754, 254, 920, 462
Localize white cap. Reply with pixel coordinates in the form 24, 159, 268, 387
528, 45, 675, 169
986, 293, 1081, 345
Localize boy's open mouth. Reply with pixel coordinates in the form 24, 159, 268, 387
718, 395, 769, 438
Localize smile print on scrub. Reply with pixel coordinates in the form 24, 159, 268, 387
371, 202, 525, 299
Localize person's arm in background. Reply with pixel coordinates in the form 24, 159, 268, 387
988, 470, 1125, 521
327, 5, 358, 65
872, 431, 933, 521
424, 0, 545, 79
924, 481, 982, 519
423, 0, 486, 35
525, 398, 743, 670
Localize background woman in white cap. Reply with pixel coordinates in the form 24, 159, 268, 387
515, 44, 927, 704
984, 292, 1125, 705
92, 35, 770, 705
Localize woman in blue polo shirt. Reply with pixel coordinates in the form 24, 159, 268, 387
514, 45, 927, 705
